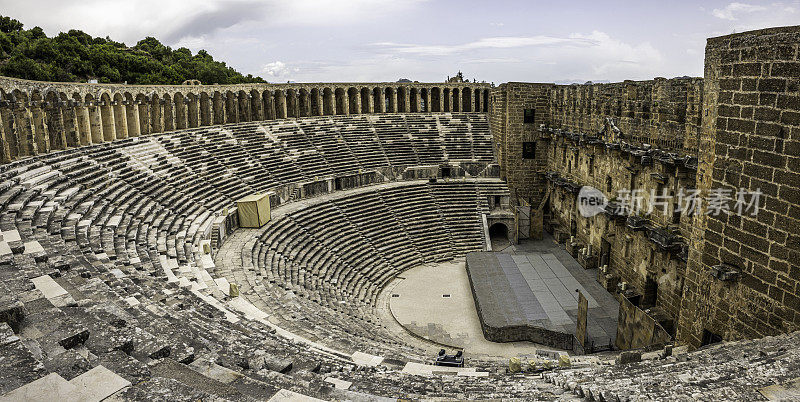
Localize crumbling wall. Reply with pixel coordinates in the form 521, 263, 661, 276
679, 26, 800, 348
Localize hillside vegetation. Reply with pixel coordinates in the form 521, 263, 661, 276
0, 15, 265, 85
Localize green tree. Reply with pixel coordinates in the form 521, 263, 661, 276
0, 14, 266, 85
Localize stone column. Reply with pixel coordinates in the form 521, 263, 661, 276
14, 105, 36, 156
373, 89, 384, 113
62, 104, 80, 148
32, 105, 50, 153
126, 101, 140, 137
1, 107, 20, 159
187, 97, 199, 128
113, 101, 128, 139
390, 90, 398, 113
47, 105, 66, 151
138, 100, 151, 136
0, 109, 11, 163
101, 103, 116, 141
75, 104, 91, 145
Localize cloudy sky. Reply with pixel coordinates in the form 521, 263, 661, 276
1, 0, 798, 84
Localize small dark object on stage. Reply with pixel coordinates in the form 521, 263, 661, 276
434, 349, 464, 367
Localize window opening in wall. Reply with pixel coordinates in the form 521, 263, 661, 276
701, 329, 723, 346
522, 141, 536, 159
524, 108, 535, 123
606, 176, 613, 193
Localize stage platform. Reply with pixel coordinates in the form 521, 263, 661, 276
465, 238, 619, 352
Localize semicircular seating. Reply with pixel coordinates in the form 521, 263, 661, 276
0, 113, 560, 400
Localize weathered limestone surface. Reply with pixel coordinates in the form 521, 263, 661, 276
491, 25, 800, 350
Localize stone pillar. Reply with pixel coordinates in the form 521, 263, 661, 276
150, 99, 164, 134
46, 105, 66, 151
113, 101, 128, 139
162, 98, 175, 132
138, 101, 151, 136
13, 106, 36, 156
187, 97, 199, 128
126, 102, 140, 137
32, 105, 50, 153
401, 90, 410, 113
62, 104, 80, 148
1, 107, 20, 159
101, 103, 116, 141
390, 90, 398, 113
373, 89, 384, 113
0, 110, 11, 163
75, 105, 91, 145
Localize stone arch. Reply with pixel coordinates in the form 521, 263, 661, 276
274, 89, 286, 119
431, 87, 441, 112
360, 87, 371, 114
299, 89, 310, 118
489, 222, 510, 249
285, 89, 298, 118
473, 88, 481, 112
452, 88, 460, 112
409, 87, 418, 113
323, 88, 334, 116
372, 87, 384, 113
187, 93, 199, 128
384, 87, 395, 113
420, 88, 428, 112
250, 89, 263, 121
113, 93, 128, 139
161, 93, 174, 131
347, 87, 358, 115
310, 88, 321, 116
443, 88, 451, 112
124, 92, 140, 137
225, 91, 238, 123
397, 87, 407, 113
334, 88, 346, 115
483, 89, 490, 112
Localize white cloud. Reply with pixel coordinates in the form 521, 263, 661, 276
373, 36, 597, 56
0, 0, 427, 45
262, 61, 300, 80
712, 2, 767, 20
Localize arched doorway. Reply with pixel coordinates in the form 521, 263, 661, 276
489, 222, 510, 250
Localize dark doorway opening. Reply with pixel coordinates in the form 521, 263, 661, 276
643, 275, 658, 308
701, 329, 723, 347
600, 238, 612, 268
489, 222, 510, 251
441, 166, 452, 178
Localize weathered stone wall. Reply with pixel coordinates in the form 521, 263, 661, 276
492, 25, 800, 349
615, 296, 672, 350
488, 82, 553, 205
678, 26, 800, 347
0, 75, 491, 164
548, 78, 704, 152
